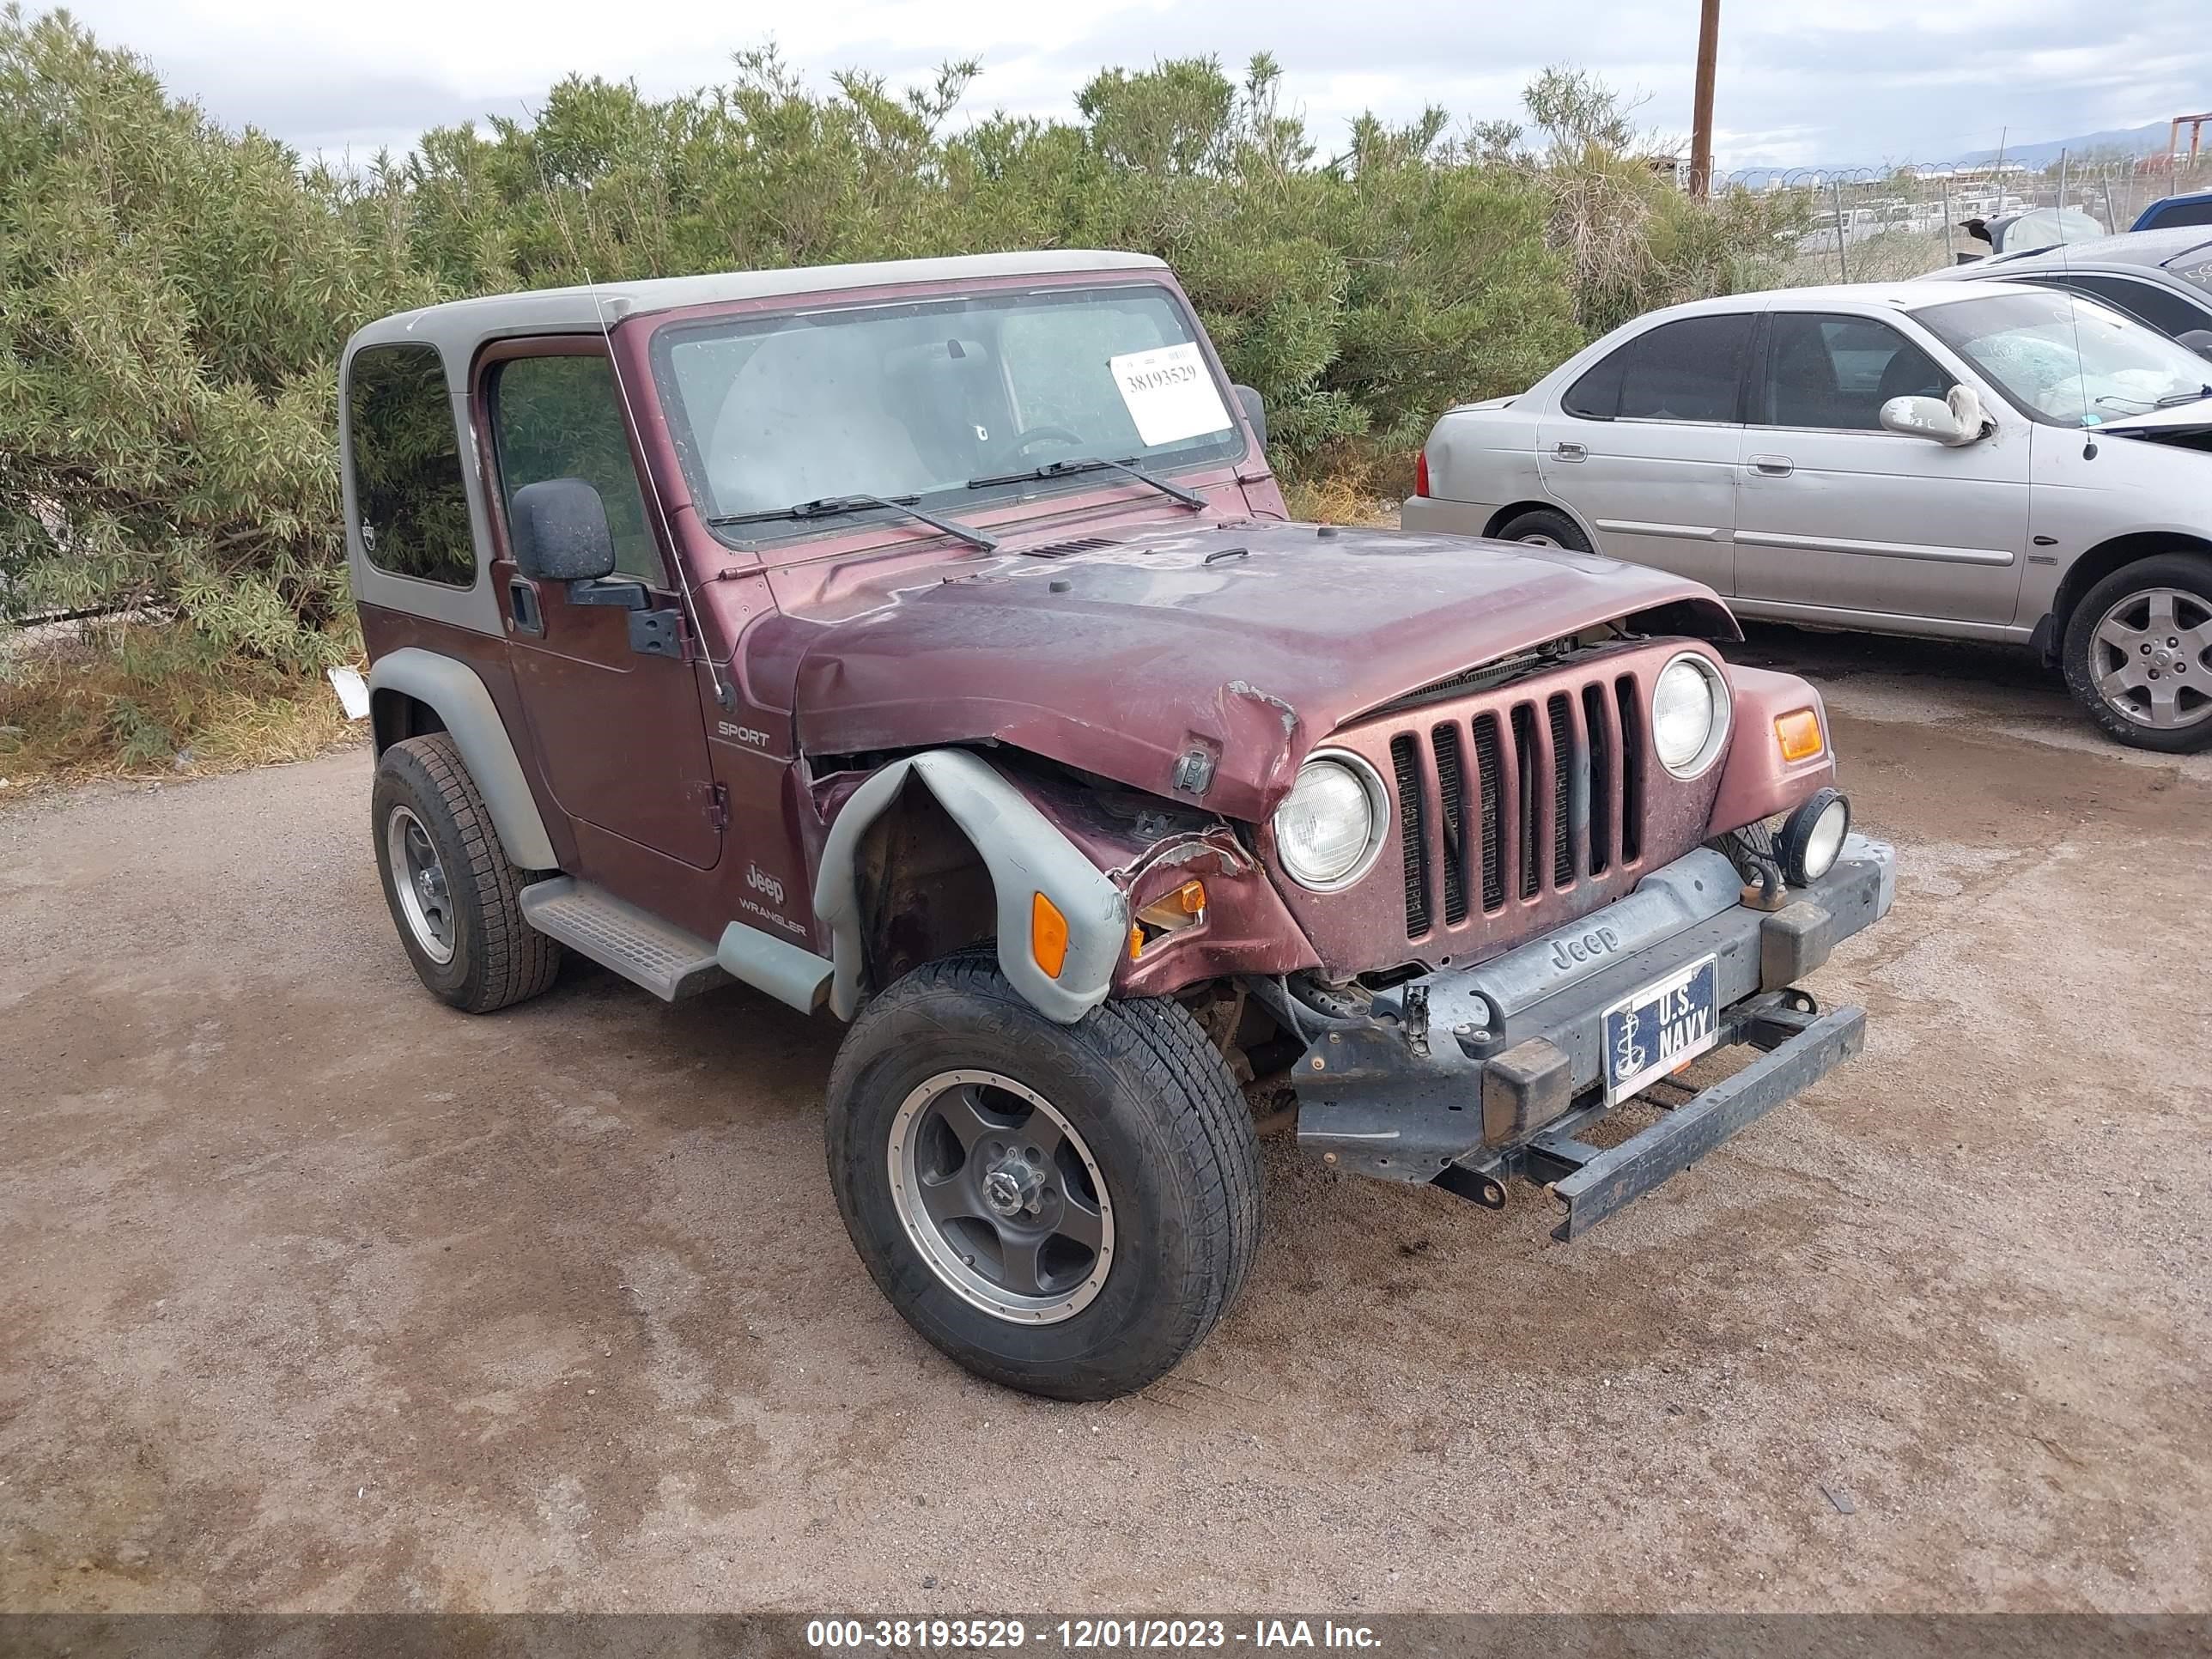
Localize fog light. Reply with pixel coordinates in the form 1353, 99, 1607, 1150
1778, 788, 1850, 885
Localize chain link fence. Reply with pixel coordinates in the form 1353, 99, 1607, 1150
1715, 153, 2212, 285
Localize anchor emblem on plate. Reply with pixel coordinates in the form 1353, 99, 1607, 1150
1613, 1007, 1647, 1078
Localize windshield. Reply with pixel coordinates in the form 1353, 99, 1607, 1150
1913, 288, 2212, 424
652, 283, 1243, 543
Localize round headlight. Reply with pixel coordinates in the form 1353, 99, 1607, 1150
1650, 653, 1729, 778
1272, 754, 1388, 890
1778, 787, 1850, 884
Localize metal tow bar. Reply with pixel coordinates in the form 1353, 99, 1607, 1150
1536, 1002, 1868, 1241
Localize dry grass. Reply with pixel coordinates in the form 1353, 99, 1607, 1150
1280, 443, 1415, 529
0, 620, 365, 801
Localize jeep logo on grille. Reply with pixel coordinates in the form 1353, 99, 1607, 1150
1552, 925, 1622, 972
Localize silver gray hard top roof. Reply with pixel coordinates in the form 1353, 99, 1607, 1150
346, 250, 1171, 364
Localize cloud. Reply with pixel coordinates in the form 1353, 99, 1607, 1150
53, 0, 2212, 171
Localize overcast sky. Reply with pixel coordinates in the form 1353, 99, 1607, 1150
59, 0, 2212, 173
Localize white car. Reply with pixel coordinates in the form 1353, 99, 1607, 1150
1406, 279, 2212, 750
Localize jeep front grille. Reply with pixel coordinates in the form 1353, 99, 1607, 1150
1392, 670, 1647, 940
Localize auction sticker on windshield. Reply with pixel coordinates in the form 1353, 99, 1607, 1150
1109, 342, 1234, 447
1602, 953, 1720, 1105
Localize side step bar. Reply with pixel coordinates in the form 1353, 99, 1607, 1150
520, 878, 730, 1002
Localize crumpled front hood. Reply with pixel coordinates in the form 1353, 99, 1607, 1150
790, 521, 1735, 823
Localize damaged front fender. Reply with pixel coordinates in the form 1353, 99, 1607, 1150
813, 749, 1128, 1024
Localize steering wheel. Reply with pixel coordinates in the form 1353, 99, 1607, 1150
1002, 424, 1087, 461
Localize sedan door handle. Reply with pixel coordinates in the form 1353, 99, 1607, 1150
1747, 454, 1795, 477
1553, 441, 1588, 462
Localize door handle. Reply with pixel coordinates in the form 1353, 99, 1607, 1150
1553, 441, 1588, 462
1747, 454, 1795, 477
507, 577, 544, 636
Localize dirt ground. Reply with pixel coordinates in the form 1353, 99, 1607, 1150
3, 624, 2208, 1615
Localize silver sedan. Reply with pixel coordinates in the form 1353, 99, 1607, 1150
1406, 278, 2212, 751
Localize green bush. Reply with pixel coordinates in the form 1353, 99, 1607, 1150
0, 8, 1786, 696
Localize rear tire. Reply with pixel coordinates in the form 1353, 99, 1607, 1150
825, 956, 1261, 1401
1493, 507, 1594, 554
372, 733, 562, 1012
2061, 553, 2212, 753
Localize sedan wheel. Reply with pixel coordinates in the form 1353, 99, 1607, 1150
1492, 507, 1593, 555
2087, 586, 2211, 733
2062, 552, 2212, 754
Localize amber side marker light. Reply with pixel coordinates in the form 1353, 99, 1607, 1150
1031, 891, 1070, 980
1774, 708, 1825, 763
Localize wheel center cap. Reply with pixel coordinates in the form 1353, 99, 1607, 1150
981, 1159, 1044, 1218
982, 1170, 1023, 1217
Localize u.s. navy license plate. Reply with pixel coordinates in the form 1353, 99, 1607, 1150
1602, 954, 1720, 1104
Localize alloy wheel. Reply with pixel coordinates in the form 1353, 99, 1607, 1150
888, 1070, 1115, 1324
2090, 586, 2212, 731
386, 805, 456, 965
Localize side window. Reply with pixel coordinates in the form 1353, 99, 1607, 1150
1759, 313, 1954, 430
491, 355, 664, 583
348, 343, 475, 588
2151, 199, 2212, 230
2042, 273, 2208, 341
1564, 314, 1754, 423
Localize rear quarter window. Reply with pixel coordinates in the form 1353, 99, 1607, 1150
348, 342, 476, 588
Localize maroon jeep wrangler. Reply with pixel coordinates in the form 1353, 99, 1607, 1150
344, 251, 1894, 1401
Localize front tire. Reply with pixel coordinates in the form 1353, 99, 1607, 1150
2062, 553, 2212, 752
371, 734, 562, 1012
826, 956, 1261, 1401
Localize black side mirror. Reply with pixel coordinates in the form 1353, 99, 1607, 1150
509, 477, 617, 582
2179, 329, 2212, 362
1233, 384, 1268, 452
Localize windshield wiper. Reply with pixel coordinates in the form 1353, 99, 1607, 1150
966, 455, 1206, 511
2095, 385, 2212, 416
707, 493, 997, 552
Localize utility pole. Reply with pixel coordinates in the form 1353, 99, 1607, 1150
1689, 0, 1720, 198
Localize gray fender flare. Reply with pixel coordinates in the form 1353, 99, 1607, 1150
367, 648, 558, 871
813, 749, 1127, 1024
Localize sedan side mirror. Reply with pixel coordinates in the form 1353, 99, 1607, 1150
2179, 329, 2212, 362
509, 477, 617, 582
1233, 384, 1268, 452
1880, 384, 1990, 447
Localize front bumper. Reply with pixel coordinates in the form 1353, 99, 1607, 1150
1290, 834, 1896, 1238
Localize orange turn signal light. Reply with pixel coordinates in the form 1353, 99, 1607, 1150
1774, 708, 1825, 763
1031, 891, 1070, 980
1170, 878, 1206, 916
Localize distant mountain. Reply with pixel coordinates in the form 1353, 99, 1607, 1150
1956, 123, 2172, 167
1722, 121, 2174, 185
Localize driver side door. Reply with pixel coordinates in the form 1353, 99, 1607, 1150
483, 343, 723, 872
